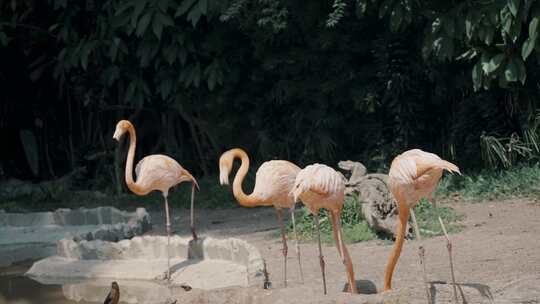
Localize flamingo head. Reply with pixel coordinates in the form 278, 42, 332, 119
218, 150, 236, 185
291, 176, 307, 203
113, 120, 132, 141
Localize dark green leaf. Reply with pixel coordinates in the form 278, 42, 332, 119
152, 17, 164, 39
175, 0, 197, 17
528, 11, 539, 40
131, 0, 148, 27
54, 0, 67, 10
389, 4, 403, 32
508, 14, 522, 41
522, 37, 536, 60
29, 66, 45, 82
465, 12, 473, 39
516, 56, 526, 83
163, 44, 177, 65
484, 54, 505, 74
356, 0, 367, 16
501, 7, 513, 34
125, 81, 137, 103
508, 0, 519, 16
0, 32, 9, 46
80, 42, 95, 70
109, 43, 118, 62
158, 0, 169, 12
158, 12, 175, 27
179, 47, 187, 65
379, 0, 394, 19
136, 12, 152, 37
504, 57, 519, 82
484, 27, 495, 45
472, 61, 483, 91
456, 49, 477, 61
187, 1, 203, 27
200, 0, 208, 15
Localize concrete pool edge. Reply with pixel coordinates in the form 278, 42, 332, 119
0, 206, 152, 267
26, 235, 266, 290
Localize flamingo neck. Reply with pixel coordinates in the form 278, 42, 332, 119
383, 201, 409, 291
231, 149, 260, 207
124, 125, 145, 195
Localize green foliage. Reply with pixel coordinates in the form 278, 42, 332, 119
437, 164, 540, 201
288, 194, 463, 244
479, 111, 540, 168
0, 0, 540, 199
413, 200, 464, 237
327, 0, 347, 28
350, 0, 540, 91
288, 195, 378, 244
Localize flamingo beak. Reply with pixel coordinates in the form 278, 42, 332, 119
219, 165, 230, 186
112, 129, 122, 141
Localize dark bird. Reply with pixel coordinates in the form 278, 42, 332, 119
104, 281, 120, 304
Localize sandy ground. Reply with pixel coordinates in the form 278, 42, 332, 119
1, 198, 539, 304
150, 198, 540, 303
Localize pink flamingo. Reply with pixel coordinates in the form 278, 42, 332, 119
113, 119, 199, 280
383, 149, 461, 303
292, 163, 357, 294
219, 148, 304, 287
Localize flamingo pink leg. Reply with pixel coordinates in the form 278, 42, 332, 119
314, 213, 327, 295
331, 211, 357, 294
290, 208, 304, 283
164, 193, 172, 281
190, 184, 197, 240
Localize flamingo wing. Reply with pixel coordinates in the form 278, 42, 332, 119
252, 160, 300, 204
389, 149, 460, 202
295, 163, 344, 196
134, 155, 184, 191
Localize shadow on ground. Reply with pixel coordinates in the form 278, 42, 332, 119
343, 279, 378, 294
429, 280, 493, 304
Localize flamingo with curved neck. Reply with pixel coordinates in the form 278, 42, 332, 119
383, 149, 461, 303
113, 119, 199, 281
219, 148, 304, 287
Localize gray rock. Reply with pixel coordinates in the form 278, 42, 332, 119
0, 207, 152, 267
338, 160, 411, 238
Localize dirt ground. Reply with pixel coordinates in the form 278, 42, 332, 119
151, 198, 540, 304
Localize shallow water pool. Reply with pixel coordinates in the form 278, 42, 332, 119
0, 263, 174, 304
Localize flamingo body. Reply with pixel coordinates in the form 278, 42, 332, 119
249, 160, 300, 208
135, 154, 196, 196
384, 149, 461, 303
293, 164, 345, 213
388, 149, 460, 208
